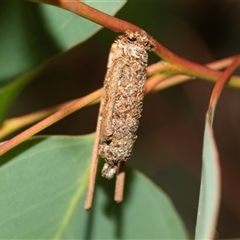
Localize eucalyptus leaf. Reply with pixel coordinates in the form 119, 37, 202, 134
195, 119, 220, 239
0, 63, 47, 126
38, 0, 127, 50
0, 0, 125, 125
0, 0, 126, 84
0, 134, 187, 239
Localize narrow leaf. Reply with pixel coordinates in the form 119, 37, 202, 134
195, 119, 220, 239
195, 57, 240, 239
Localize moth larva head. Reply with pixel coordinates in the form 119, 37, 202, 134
124, 30, 156, 52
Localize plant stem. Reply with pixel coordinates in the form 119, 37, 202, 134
153, 55, 240, 91
114, 162, 125, 203
0, 88, 102, 156
84, 100, 102, 211
1, 56, 240, 141
29, 0, 226, 81
207, 56, 240, 124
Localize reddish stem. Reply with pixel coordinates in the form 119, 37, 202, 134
207, 55, 240, 124
30, 0, 223, 81
0, 88, 102, 156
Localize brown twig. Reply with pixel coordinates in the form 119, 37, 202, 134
0, 88, 102, 156
84, 98, 103, 211
0, 99, 74, 140
153, 55, 240, 92
0, 97, 100, 141
1, 56, 239, 147
114, 162, 125, 203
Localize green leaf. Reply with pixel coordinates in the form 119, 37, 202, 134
0, 0, 126, 85
0, 0, 125, 124
38, 0, 126, 50
195, 119, 220, 239
0, 63, 47, 126
0, 134, 187, 239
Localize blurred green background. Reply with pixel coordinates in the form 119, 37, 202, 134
6, 1, 240, 238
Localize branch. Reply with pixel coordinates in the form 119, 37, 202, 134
0, 88, 102, 156
1, 55, 240, 141
29, 0, 227, 81
207, 56, 240, 124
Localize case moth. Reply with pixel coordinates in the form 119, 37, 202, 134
99, 30, 155, 179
